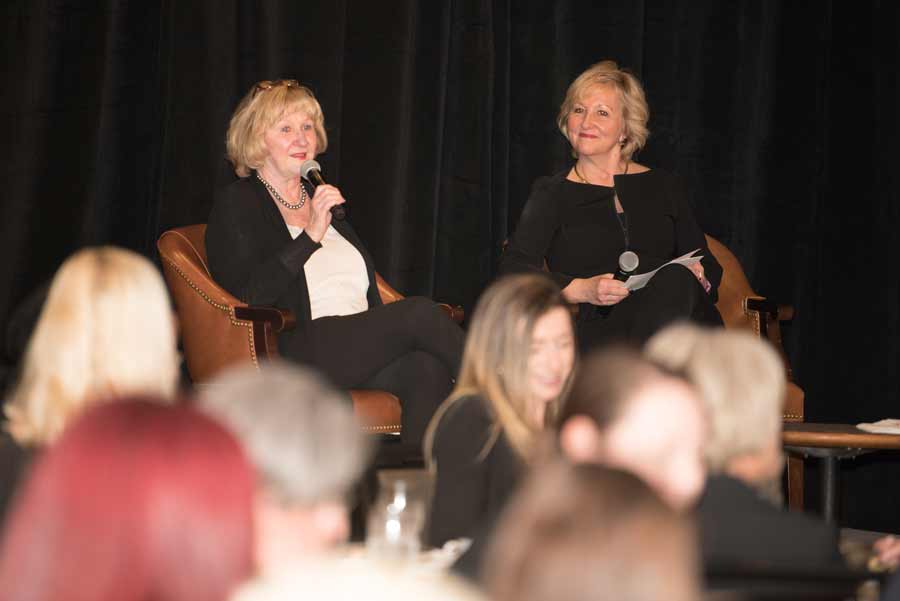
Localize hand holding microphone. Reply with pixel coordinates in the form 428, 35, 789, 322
301, 160, 345, 221
613, 250, 639, 282
579, 251, 639, 309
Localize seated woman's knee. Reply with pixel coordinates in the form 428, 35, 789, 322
402, 296, 445, 323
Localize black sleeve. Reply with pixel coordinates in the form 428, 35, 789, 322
425, 398, 494, 547
206, 184, 321, 306
499, 177, 573, 289
671, 175, 723, 302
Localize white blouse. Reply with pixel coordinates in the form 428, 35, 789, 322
286, 224, 369, 320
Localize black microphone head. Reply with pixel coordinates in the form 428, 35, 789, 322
300, 159, 322, 181
618, 250, 639, 274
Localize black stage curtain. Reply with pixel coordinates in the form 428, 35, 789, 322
3, 1, 900, 531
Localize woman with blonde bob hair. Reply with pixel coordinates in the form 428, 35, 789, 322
424, 274, 576, 548
207, 80, 463, 446
501, 60, 723, 350
226, 82, 328, 178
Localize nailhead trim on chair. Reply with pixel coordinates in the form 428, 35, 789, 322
160, 255, 260, 369
364, 425, 402, 433
745, 305, 763, 337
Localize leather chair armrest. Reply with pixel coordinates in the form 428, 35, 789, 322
745, 297, 795, 322
777, 305, 794, 322
233, 305, 296, 361
375, 273, 405, 304
437, 303, 465, 324
233, 305, 296, 332
745, 297, 778, 317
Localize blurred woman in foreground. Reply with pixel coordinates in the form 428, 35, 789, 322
1, 247, 179, 516
0, 399, 255, 601
425, 274, 576, 547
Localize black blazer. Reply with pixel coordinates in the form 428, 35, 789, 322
206, 176, 382, 353
698, 475, 843, 573
500, 168, 722, 304
426, 394, 523, 548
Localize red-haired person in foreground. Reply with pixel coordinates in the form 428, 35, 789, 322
0, 398, 255, 601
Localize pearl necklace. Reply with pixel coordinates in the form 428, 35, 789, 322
256, 172, 307, 210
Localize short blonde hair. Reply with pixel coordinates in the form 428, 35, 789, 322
226, 80, 328, 177
425, 274, 575, 463
645, 323, 785, 473
557, 60, 650, 161
5, 247, 179, 446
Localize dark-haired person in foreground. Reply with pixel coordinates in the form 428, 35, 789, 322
500, 60, 722, 350
206, 79, 463, 444
484, 461, 700, 601
556, 346, 708, 510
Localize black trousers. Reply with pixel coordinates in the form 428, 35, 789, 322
285, 297, 464, 444
577, 264, 724, 352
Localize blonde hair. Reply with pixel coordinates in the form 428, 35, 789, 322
557, 60, 650, 161
5, 247, 179, 446
424, 275, 575, 464
645, 323, 785, 473
226, 80, 328, 177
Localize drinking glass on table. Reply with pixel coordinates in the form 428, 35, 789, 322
366, 479, 425, 561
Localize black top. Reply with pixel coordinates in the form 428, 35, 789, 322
500, 169, 722, 304
698, 475, 843, 573
0, 430, 33, 521
426, 394, 523, 548
206, 176, 383, 352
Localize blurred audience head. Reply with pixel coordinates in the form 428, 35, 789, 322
5, 247, 179, 447
227, 79, 327, 177
0, 398, 255, 601
427, 274, 576, 461
557, 347, 707, 510
646, 322, 786, 486
484, 461, 700, 601
199, 361, 372, 568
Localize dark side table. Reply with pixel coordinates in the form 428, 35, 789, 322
783, 423, 900, 524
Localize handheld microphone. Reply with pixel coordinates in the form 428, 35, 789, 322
613, 251, 639, 282
300, 159, 345, 220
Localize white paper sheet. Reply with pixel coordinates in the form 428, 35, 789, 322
623, 248, 704, 291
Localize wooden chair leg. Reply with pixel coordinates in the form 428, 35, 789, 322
787, 455, 804, 511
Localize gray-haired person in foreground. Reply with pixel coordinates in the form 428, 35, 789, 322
198, 360, 372, 574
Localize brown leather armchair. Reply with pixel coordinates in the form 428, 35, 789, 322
157, 224, 463, 436
705, 234, 805, 510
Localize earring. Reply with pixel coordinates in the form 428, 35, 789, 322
619, 137, 627, 147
